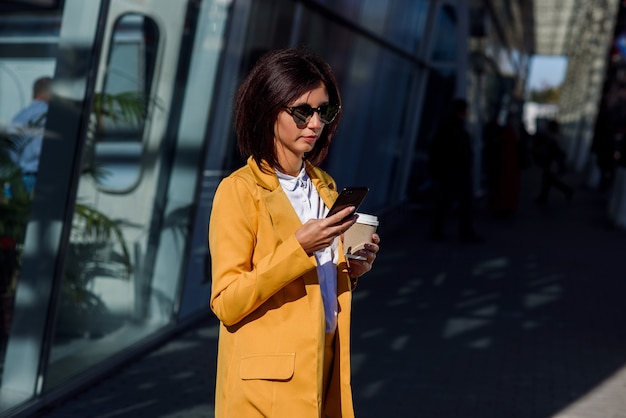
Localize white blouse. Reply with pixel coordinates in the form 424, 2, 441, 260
276, 166, 339, 333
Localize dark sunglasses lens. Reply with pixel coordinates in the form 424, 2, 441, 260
291, 106, 313, 125
319, 104, 339, 124
288, 104, 339, 125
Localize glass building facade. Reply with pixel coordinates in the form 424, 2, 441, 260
0, 0, 543, 415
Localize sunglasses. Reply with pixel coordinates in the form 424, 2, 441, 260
283, 103, 341, 126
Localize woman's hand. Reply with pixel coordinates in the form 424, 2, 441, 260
296, 206, 357, 255
347, 233, 380, 278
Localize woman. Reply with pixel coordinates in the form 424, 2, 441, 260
208, 48, 380, 418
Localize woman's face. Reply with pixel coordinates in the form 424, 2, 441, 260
274, 82, 329, 174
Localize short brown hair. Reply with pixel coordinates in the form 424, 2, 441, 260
33, 76, 52, 98
234, 48, 342, 171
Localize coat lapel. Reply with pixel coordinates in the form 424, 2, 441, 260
247, 157, 305, 244
247, 158, 326, 327
306, 160, 338, 209
248, 158, 340, 244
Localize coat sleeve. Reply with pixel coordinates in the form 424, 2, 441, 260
208, 176, 317, 326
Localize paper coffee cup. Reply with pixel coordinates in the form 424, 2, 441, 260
343, 213, 378, 255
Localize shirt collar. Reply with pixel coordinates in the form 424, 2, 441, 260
275, 164, 308, 192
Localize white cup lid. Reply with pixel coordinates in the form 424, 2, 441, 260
356, 212, 379, 226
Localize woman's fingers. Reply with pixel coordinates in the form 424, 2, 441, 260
296, 207, 357, 254
347, 233, 381, 278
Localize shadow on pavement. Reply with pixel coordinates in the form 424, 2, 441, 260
351, 168, 626, 417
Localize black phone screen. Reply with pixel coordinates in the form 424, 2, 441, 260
326, 187, 369, 219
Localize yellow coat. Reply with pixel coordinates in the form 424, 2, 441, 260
209, 157, 355, 418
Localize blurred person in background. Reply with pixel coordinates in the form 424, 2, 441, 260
7, 76, 51, 194
428, 97, 483, 243
483, 113, 522, 217
532, 119, 574, 204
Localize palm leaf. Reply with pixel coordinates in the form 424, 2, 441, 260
73, 202, 132, 278
93, 91, 162, 128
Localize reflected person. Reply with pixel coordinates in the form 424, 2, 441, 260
7, 76, 51, 194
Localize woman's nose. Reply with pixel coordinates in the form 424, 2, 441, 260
308, 110, 323, 128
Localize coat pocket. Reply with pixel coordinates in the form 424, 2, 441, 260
240, 353, 295, 381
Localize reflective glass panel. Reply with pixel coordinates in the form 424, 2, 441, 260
310, 0, 431, 55
46, 11, 167, 389
0, 4, 59, 391
91, 14, 159, 192
386, 0, 430, 53
431, 5, 457, 62
299, 10, 422, 211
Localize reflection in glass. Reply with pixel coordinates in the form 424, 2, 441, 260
46, 13, 162, 389
306, 0, 430, 55
0, 9, 59, 388
431, 5, 458, 62
91, 14, 159, 192
299, 12, 420, 211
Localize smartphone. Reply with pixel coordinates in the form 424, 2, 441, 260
326, 187, 369, 221
345, 253, 367, 261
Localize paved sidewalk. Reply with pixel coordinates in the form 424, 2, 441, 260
37, 167, 626, 418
